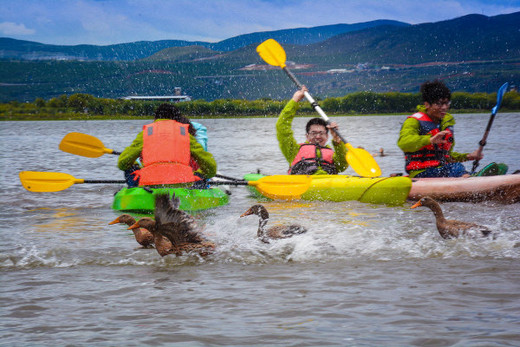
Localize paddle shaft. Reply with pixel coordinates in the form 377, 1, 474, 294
79, 180, 245, 185
214, 174, 246, 181
210, 180, 247, 186
83, 179, 245, 186
82, 179, 299, 188
84, 179, 126, 184
474, 113, 496, 152
282, 67, 348, 143
471, 82, 508, 174
471, 115, 496, 174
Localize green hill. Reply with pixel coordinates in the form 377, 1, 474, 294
142, 46, 221, 62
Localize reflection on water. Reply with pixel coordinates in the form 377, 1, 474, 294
1, 116, 519, 345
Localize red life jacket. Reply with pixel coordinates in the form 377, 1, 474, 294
136, 120, 200, 185
289, 143, 337, 175
405, 112, 454, 172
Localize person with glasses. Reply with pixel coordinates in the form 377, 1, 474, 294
397, 80, 482, 178
276, 86, 348, 175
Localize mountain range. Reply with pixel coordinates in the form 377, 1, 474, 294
0, 12, 518, 102
0, 20, 409, 61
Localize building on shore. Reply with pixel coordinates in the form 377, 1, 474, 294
122, 87, 191, 102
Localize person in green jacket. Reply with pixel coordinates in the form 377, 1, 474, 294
276, 86, 348, 175
118, 103, 217, 187
397, 80, 481, 178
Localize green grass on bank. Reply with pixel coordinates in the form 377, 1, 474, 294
2, 110, 511, 121
1, 90, 519, 121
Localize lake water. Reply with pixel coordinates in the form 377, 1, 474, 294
1, 114, 520, 346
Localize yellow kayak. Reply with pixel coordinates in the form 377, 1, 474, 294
244, 174, 412, 206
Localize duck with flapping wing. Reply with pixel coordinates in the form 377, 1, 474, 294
128, 193, 215, 257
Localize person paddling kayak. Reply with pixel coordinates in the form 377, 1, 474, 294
276, 86, 348, 175
398, 80, 483, 178
118, 103, 217, 187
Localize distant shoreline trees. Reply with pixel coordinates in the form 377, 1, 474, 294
1, 90, 519, 120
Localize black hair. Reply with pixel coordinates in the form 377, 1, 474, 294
154, 103, 196, 136
420, 80, 451, 104
306, 118, 328, 134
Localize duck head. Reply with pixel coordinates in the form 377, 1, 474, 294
128, 217, 156, 232
410, 196, 438, 209
240, 204, 269, 220
109, 214, 135, 226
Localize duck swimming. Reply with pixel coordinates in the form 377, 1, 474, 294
411, 196, 492, 239
109, 214, 154, 248
240, 204, 307, 243
128, 193, 215, 257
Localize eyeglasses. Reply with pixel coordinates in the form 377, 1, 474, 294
308, 131, 327, 137
433, 101, 451, 107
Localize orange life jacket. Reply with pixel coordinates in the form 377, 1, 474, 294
289, 143, 337, 175
405, 112, 454, 172
136, 120, 200, 185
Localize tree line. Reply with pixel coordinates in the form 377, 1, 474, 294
1, 90, 519, 120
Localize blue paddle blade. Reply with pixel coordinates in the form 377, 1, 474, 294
492, 82, 508, 115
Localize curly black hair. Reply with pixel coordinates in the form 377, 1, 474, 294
420, 80, 451, 104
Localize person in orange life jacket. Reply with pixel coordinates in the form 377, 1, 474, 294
276, 86, 348, 175
117, 103, 217, 187
397, 80, 482, 178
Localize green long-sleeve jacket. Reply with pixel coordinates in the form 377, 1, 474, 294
397, 105, 468, 177
117, 119, 217, 179
276, 100, 348, 175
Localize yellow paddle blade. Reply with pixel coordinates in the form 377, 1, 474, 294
345, 143, 382, 178
19, 171, 84, 192
249, 175, 311, 200
256, 39, 287, 68
59, 132, 114, 158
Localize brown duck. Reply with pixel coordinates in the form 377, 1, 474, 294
240, 204, 307, 243
411, 196, 492, 239
374, 148, 386, 157
128, 193, 215, 257
109, 214, 154, 248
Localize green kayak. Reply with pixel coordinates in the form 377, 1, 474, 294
112, 186, 229, 213
244, 173, 412, 206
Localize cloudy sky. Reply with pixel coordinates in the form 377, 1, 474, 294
1, 0, 519, 46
